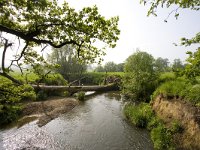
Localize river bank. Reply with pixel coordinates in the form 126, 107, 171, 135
21, 97, 79, 127
0, 92, 153, 150
152, 95, 200, 149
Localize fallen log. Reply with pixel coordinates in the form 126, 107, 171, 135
32, 84, 118, 93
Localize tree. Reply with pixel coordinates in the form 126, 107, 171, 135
104, 61, 117, 72
140, 0, 199, 80
95, 65, 105, 72
124, 50, 155, 74
140, 0, 200, 18
172, 58, 184, 70
184, 48, 200, 79
0, 0, 120, 84
154, 57, 170, 72
116, 63, 124, 72
48, 45, 87, 78
123, 50, 157, 102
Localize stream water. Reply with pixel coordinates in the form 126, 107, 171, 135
0, 92, 153, 150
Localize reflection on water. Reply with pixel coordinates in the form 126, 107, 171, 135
0, 92, 153, 150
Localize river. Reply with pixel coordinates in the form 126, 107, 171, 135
0, 92, 153, 150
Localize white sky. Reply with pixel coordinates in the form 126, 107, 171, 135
65, 0, 200, 64
1, 0, 199, 68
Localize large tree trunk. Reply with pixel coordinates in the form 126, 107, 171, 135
32, 84, 119, 93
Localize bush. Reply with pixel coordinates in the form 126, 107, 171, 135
185, 84, 200, 105
158, 72, 176, 83
124, 103, 154, 128
122, 72, 158, 102
151, 124, 175, 150
36, 90, 48, 100
0, 77, 36, 125
124, 102, 176, 150
170, 120, 183, 134
76, 91, 85, 101
42, 73, 68, 85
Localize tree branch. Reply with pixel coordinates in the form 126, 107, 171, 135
0, 25, 82, 48
0, 38, 22, 84
8, 41, 29, 70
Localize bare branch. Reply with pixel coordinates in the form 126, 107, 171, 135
8, 41, 29, 70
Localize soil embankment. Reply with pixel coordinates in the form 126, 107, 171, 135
152, 95, 200, 149
21, 97, 79, 127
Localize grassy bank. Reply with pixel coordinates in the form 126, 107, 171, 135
124, 103, 182, 150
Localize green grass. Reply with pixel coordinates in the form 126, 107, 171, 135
124, 103, 176, 150
158, 72, 176, 83
124, 103, 154, 128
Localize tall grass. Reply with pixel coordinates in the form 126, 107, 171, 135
124, 103, 177, 150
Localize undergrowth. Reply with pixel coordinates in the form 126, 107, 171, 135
124, 103, 183, 150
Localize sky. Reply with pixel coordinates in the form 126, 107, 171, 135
0, 0, 199, 68
65, 0, 200, 64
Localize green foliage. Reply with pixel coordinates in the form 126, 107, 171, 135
153, 76, 200, 105
76, 91, 85, 101
10, 72, 67, 86
124, 102, 178, 149
124, 103, 154, 128
94, 65, 105, 72
124, 50, 155, 73
67, 72, 124, 85
47, 45, 87, 78
172, 59, 185, 76
0, 0, 120, 84
151, 124, 175, 150
0, 77, 36, 125
36, 90, 48, 100
158, 72, 176, 83
184, 48, 200, 80
170, 120, 183, 134
154, 57, 170, 73
104, 61, 117, 72
94, 62, 124, 72
140, 0, 200, 18
153, 78, 191, 99
41, 73, 68, 85
122, 50, 158, 102
185, 84, 200, 105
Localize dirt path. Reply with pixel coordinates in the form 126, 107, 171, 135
21, 97, 79, 127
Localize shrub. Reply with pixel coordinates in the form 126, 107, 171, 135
41, 73, 68, 85
0, 77, 36, 125
77, 91, 85, 101
151, 124, 175, 150
185, 84, 200, 105
122, 72, 158, 102
158, 72, 176, 83
170, 120, 183, 134
36, 90, 48, 100
124, 102, 176, 150
124, 103, 154, 128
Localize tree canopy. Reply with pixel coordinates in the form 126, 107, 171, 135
140, 0, 200, 17
123, 50, 157, 101
48, 45, 87, 78
0, 0, 120, 84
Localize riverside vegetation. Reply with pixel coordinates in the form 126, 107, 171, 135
122, 51, 200, 150
0, 0, 199, 149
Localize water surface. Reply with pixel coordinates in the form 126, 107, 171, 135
0, 92, 153, 150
